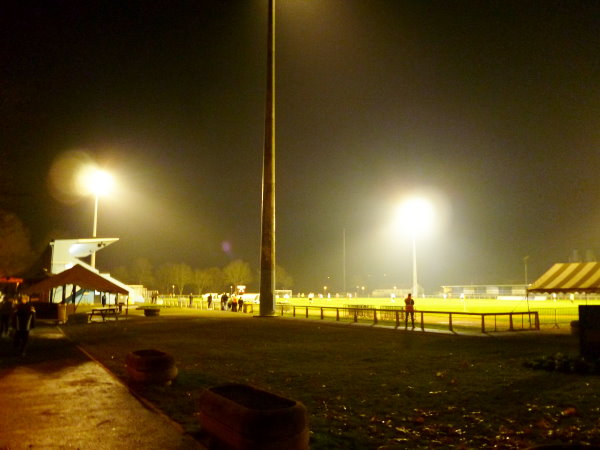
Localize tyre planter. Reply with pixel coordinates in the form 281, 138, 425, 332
143, 308, 160, 317
126, 349, 177, 385
570, 320, 579, 336
198, 384, 308, 450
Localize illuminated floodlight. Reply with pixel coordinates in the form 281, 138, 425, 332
88, 169, 114, 197
396, 197, 434, 237
77, 167, 114, 268
76, 166, 115, 198
395, 196, 435, 298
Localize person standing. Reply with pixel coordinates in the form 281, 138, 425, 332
220, 293, 228, 311
0, 296, 14, 337
404, 293, 415, 329
12, 297, 35, 356
207, 294, 213, 310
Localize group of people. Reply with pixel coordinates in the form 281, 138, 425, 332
0, 294, 36, 356
201, 293, 249, 312
218, 293, 245, 312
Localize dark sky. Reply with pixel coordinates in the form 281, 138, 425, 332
1, 0, 599, 292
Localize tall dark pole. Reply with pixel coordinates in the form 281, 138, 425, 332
91, 193, 99, 268
342, 228, 346, 294
259, 0, 276, 316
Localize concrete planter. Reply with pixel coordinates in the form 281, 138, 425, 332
126, 349, 177, 385
143, 308, 160, 317
198, 384, 308, 450
570, 320, 579, 336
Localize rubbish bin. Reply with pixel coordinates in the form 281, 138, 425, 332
57, 303, 67, 324
579, 306, 600, 359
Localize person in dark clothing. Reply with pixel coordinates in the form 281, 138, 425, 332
220, 293, 228, 311
238, 296, 244, 313
404, 293, 415, 329
207, 294, 213, 309
0, 296, 14, 337
12, 297, 35, 356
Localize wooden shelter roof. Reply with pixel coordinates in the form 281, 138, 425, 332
23, 264, 128, 296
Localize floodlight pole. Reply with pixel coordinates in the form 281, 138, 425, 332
412, 232, 418, 297
259, 0, 276, 316
342, 228, 346, 294
91, 193, 99, 268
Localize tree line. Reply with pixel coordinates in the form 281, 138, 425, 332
0, 209, 295, 294
110, 257, 294, 295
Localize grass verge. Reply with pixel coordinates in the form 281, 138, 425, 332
62, 310, 600, 449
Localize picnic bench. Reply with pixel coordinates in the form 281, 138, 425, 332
88, 307, 120, 323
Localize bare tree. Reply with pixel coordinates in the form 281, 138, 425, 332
192, 267, 226, 294
275, 264, 294, 290
157, 263, 192, 295
156, 263, 173, 293
207, 266, 225, 293
111, 265, 130, 283
0, 210, 34, 277
223, 259, 253, 289
193, 268, 212, 295
172, 263, 192, 295
130, 257, 155, 287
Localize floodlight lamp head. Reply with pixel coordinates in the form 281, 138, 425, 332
88, 169, 114, 197
397, 196, 434, 237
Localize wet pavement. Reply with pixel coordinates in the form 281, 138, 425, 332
0, 323, 204, 449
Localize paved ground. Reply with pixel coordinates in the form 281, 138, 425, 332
0, 323, 204, 450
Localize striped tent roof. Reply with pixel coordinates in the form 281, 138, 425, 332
528, 262, 600, 294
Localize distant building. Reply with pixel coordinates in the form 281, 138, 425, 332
275, 289, 292, 299
441, 284, 527, 299
372, 288, 410, 298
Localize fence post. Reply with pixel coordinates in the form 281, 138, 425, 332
373, 309, 378, 325
420, 311, 424, 331
534, 311, 540, 330
336, 308, 339, 321
354, 309, 358, 323
449, 313, 453, 332
395, 311, 400, 328
293, 306, 296, 318
509, 313, 514, 331
481, 315, 485, 333
321, 307, 324, 320
305, 306, 309, 318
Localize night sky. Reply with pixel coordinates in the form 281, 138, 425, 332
1, 1, 599, 292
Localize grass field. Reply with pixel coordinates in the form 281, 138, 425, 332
61, 308, 600, 449
191, 296, 594, 333
150, 295, 598, 333
280, 296, 600, 312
